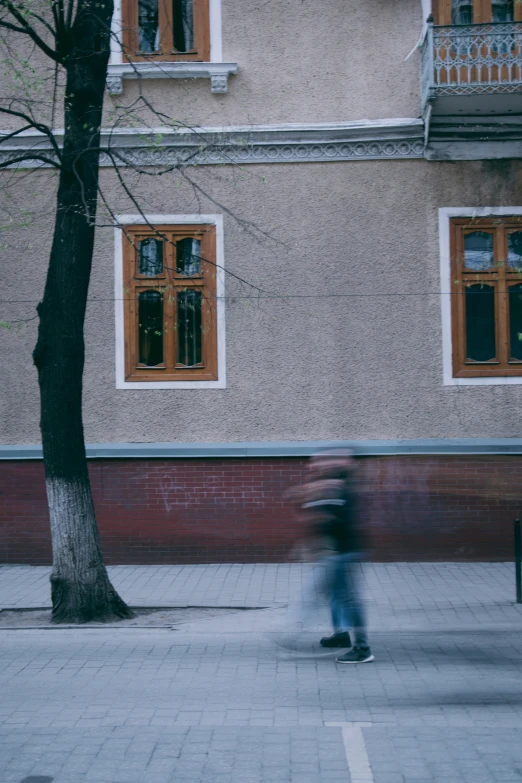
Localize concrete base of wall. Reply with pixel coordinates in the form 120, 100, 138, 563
0, 455, 519, 564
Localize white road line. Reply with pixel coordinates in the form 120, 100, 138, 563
325, 721, 374, 783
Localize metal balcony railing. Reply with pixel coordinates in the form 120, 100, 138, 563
421, 21, 522, 111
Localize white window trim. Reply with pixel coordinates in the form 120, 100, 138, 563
110, 0, 223, 64
439, 206, 522, 386
107, 0, 237, 93
114, 214, 226, 390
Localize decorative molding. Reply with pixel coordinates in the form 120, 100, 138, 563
0, 119, 425, 169
2, 438, 522, 460
210, 73, 229, 93
106, 75, 124, 95
105, 62, 239, 95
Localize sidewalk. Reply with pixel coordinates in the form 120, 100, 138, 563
1, 562, 521, 631
1, 562, 522, 783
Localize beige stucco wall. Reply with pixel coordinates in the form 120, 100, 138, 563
2, 157, 522, 445
109, 0, 422, 127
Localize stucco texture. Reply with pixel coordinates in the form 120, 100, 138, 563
107, 0, 422, 127
1, 158, 522, 445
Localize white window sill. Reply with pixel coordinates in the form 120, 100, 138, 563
444, 376, 522, 386
106, 62, 238, 95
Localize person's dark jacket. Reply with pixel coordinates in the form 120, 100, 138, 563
301, 477, 364, 555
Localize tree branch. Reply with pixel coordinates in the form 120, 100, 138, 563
0, 1, 61, 61
0, 153, 60, 169
0, 107, 62, 162
0, 124, 33, 143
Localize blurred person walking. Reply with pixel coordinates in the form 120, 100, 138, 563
291, 451, 374, 664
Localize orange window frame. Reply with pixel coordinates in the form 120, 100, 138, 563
121, 0, 210, 62
433, 0, 522, 23
450, 217, 522, 378
123, 224, 218, 382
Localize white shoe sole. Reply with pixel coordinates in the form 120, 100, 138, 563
336, 654, 375, 664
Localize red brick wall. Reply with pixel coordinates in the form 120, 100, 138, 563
0, 456, 520, 564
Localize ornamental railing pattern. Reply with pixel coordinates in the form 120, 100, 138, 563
421, 22, 522, 108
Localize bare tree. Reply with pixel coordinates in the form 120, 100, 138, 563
0, 0, 273, 622
0, 0, 138, 622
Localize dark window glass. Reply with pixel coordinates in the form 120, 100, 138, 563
465, 283, 496, 361
509, 283, 522, 361
173, 0, 194, 51
508, 231, 522, 270
138, 238, 163, 276
464, 231, 494, 271
452, 0, 473, 24
492, 0, 513, 22
176, 237, 201, 275
138, 0, 160, 52
139, 291, 163, 366
177, 289, 202, 366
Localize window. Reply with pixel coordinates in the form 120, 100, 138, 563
121, 0, 210, 61
452, 0, 474, 24
434, 0, 520, 22
122, 224, 218, 382
450, 217, 522, 378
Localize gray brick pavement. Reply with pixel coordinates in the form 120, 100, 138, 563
2, 562, 522, 631
1, 562, 522, 781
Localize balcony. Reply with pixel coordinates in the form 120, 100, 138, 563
421, 21, 522, 158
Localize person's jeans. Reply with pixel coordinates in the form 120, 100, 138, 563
326, 553, 369, 649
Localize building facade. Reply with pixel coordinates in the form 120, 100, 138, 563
1, 0, 522, 563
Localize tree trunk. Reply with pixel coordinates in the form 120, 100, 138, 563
33, 0, 133, 623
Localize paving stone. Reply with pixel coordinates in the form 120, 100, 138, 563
1, 563, 522, 782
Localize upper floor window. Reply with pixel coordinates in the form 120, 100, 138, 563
452, 0, 473, 24
123, 223, 218, 382
122, 0, 210, 61
492, 0, 514, 22
450, 217, 522, 378
435, 0, 519, 23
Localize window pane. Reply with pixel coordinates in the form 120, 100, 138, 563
139, 291, 163, 366
138, 0, 160, 52
176, 238, 201, 275
177, 290, 202, 366
464, 231, 494, 271
492, 0, 513, 22
452, 0, 473, 24
508, 231, 522, 270
173, 0, 194, 51
465, 284, 496, 361
138, 238, 163, 276
509, 284, 522, 361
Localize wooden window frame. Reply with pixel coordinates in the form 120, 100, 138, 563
433, 0, 522, 23
450, 216, 522, 378
121, 0, 210, 62
123, 224, 218, 382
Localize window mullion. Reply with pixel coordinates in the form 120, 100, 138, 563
477, 0, 492, 23
163, 235, 175, 370
452, 224, 465, 374
434, 0, 452, 24
497, 226, 509, 366
159, 0, 173, 54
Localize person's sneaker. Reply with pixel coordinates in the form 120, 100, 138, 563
320, 632, 352, 648
336, 647, 375, 664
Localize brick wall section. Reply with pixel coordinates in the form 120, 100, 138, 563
0, 456, 520, 564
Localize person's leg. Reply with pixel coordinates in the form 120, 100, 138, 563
336, 559, 374, 663
320, 556, 352, 648
330, 556, 349, 632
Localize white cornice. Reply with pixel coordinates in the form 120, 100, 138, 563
106, 62, 239, 95
0, 118, 425, 168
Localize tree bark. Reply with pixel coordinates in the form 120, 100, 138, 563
33, 0, 134, 623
